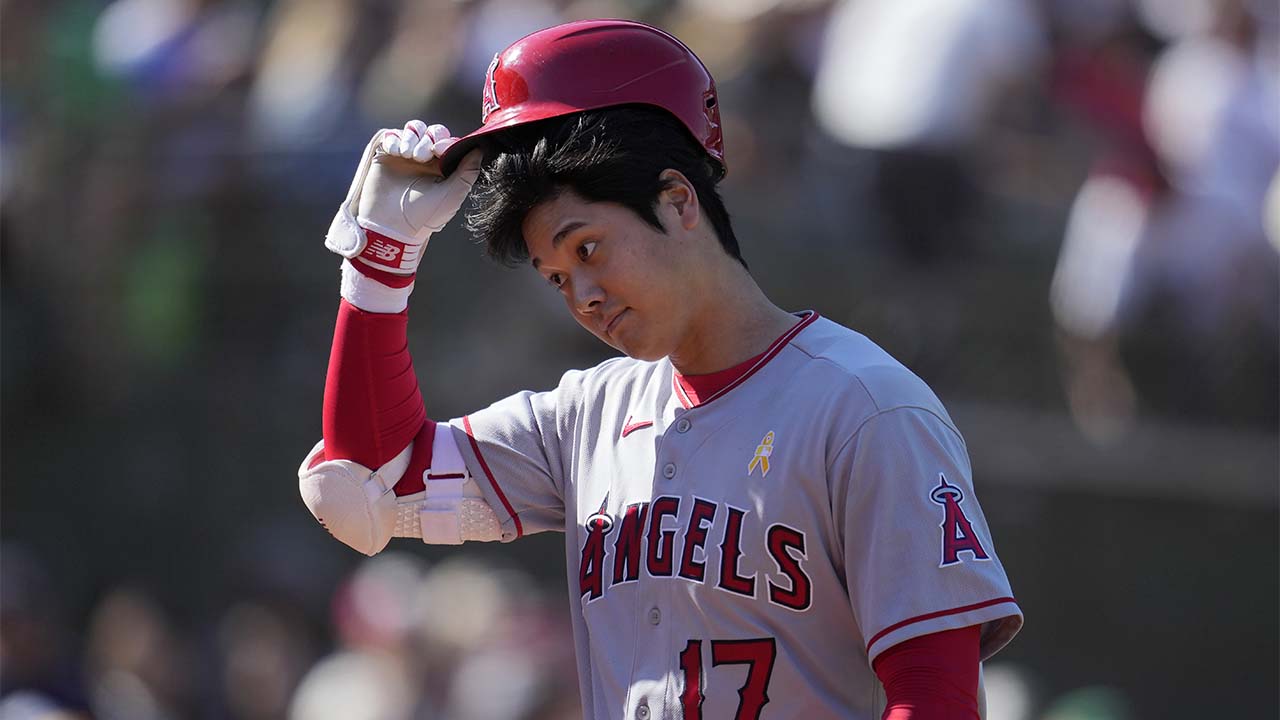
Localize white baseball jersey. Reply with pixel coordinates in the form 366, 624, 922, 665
444, 312, 1022, 718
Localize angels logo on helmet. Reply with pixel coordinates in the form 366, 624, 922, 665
481, 53, 501, 122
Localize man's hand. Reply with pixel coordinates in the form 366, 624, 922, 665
326, 120, 484, 274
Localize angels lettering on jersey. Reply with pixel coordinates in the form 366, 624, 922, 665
578, 473, 997, 611
579, 492, 812, 612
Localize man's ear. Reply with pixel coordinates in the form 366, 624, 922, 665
658, 169, 700, 231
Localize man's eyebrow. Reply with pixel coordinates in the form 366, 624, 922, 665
532, 220, 589, 269
553, 221, 588, 248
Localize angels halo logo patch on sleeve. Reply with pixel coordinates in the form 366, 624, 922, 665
930, 474, 990, 567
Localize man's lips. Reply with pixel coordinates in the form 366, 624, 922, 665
605, 308, 629, 336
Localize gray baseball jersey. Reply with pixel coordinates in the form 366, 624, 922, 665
445, 312, 1022, 718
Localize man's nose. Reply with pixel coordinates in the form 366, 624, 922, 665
573, 276, 605, 314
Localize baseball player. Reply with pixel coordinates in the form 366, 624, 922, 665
299, 19, 1022, 719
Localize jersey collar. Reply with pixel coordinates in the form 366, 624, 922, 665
671, 311, 819, 409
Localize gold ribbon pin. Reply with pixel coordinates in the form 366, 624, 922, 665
748, 431, 775, 477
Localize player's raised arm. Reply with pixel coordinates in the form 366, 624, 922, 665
296, 121, 497, 556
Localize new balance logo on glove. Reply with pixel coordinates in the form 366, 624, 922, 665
366, 237, 402, 263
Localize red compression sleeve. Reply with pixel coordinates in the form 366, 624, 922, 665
872, 625, 981, 720
322, 298, 430, 491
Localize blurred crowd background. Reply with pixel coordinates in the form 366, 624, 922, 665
2, 0, 1277, 718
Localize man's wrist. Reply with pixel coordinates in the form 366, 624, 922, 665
340, 259, 416, 314
350, 253, 416, 288
351, 227, 424, 275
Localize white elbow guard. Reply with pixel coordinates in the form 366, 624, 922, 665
297, 426, 501, 555
297, 440, 411, 556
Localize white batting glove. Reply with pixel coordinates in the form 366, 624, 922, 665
326, 120, 483, 274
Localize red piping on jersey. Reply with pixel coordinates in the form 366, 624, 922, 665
461, 415, 524, 538
672, 312, 820, 409
865, 597, 1018, 652
621, 416, 654, 438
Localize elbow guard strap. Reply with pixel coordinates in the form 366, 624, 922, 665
397, 424, 502, 545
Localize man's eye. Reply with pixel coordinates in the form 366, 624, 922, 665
576, 241, 598, 262
548, 273, 564, 288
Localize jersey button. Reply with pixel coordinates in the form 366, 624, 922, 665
648, 607, 661, 625
662, 463, 676, 479
676, 418, 691, 433
636, 703, 650, 720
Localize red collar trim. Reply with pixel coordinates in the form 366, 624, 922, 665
672, 312, 819, 409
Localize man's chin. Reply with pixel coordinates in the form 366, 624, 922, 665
606, 334, 666, 363
583, 319, 665, 361
621, 347, 666, 362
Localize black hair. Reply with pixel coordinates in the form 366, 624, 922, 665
464, 105, 743, 268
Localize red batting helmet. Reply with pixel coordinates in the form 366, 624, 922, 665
439, 18, 724, 176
